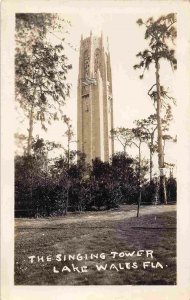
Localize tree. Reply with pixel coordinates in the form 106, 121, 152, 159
148, 88, 176, 169
111, 153, 138, 204
15, 136, 60, 217
52, 156, 71, 215
134, 115, 157, 182
62, 115, 76, 168
111, 127, 133, 155
134, 14, 177, 204
132, 123, 148, 216
111, 125, 148, 214
15, 13, 72, 155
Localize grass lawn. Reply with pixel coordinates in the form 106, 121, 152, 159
15, 204, 176, 285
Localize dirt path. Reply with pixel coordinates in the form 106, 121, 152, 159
15, 204, 176, 227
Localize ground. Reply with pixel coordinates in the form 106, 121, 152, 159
15, 204, 176, 285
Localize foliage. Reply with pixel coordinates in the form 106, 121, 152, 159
134, 13, 177, 78
141, 180, 157, 204
134, 13, 177, 205
15, 137, 61, 217
166, 177, 177, 203
15, 148, 177, 217
15, 13, 72, 154
15, 14, 177, 217
15, 150, 149, 217
62, 115, 76, 168
111, 128, 133, 154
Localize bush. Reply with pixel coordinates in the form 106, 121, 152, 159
166, 177, 177, 203
16, 152, 177, 217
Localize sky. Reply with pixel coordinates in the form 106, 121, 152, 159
16, 7, 177, 175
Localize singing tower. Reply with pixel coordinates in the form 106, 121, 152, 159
77, 32, 114, 163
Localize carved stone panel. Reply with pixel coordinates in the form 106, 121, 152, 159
82, 50, 90, 95
94, 48, 101, 77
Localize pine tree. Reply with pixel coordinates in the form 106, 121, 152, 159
134, 14, 177, 204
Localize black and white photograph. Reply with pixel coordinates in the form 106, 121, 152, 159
1, 0, 190, 299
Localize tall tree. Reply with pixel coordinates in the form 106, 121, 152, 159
15, 13, 72, 155
148, 86, 176, 171
134, 13, 177, 204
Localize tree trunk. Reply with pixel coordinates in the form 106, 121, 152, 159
137, 144, 142, 217
149, 148, 152, 182
30, 172, 34, 218
124, 145, 127, 156
155, 59, 167, 204
67, 139, 70, 169
27, 105, 34, 156
65, 187, 69, 215
139, 144, 141, 185
62, 187, 65, 215
163, 139, 166, 165
137, 187, 141, 217
149, 134, 154, 182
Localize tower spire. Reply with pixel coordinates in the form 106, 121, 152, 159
107, 36, 109, 52
101, 31, 103, 45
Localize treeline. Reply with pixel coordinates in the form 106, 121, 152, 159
15, 13, 177, 217
15, 138, 176, 218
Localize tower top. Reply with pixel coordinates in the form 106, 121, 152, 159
80, 31, 110, 54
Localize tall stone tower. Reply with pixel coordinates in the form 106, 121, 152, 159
77, 32, 114, 163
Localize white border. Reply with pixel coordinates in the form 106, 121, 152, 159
1, 1, 190, 299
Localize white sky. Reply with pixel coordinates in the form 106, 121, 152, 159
16, 8, 177, 175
